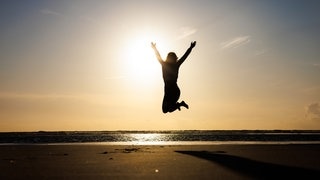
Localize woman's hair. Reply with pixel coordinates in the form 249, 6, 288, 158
166, 52, 178, 63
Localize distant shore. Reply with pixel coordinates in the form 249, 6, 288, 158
1, 144, 320, 179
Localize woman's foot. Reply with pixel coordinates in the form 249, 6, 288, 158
180, 101, 189, 109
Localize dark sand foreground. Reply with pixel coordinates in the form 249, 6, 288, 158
1, 144, 320, 179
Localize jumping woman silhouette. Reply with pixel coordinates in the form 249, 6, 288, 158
151, 41, 196, 113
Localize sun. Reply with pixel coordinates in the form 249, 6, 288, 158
124, 33, 167, 87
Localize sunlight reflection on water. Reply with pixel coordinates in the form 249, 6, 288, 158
129, 133, 165, 142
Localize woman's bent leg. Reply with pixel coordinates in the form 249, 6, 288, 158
162, 83, 181, 113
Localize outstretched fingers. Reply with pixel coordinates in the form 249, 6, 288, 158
151, 42, 156, 48
190, 41, 196, 48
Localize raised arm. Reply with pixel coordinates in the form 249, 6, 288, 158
177, 41, 196, 66
151, 42, 163, 64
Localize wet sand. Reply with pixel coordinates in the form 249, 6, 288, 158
1, 144, 320, 179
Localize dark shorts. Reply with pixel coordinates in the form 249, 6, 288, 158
162, 82, 180, 113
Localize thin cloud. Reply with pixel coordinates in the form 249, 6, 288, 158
305, 102, 320, 120
221, 35, 251, 49
177, 26, 197, 39
40, 9, 63, 17
82, 16, 100, 25
254, 49, 268, 56
40, 9, 101, 27
0, 92, 76, 100
313, 63, 320, 68
0, 92, 110, 105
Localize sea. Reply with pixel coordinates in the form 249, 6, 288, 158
1, 130, 320, 145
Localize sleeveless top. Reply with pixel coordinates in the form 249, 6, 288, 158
161, 62, 180, 84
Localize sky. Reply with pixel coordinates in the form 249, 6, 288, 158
0, 0, 320, 131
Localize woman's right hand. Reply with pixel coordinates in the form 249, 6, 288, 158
151, 42, 156, 49
190, 41, 196, 49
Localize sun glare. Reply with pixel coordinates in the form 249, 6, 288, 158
124, 33, 167, 87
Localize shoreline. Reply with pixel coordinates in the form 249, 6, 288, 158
1, 141, 320, 146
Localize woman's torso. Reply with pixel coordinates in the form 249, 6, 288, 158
161, 62, 180, 83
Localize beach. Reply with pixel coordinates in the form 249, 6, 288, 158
1, 144, 320, 179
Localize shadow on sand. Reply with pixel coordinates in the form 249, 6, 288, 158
175, 150, 320, 179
